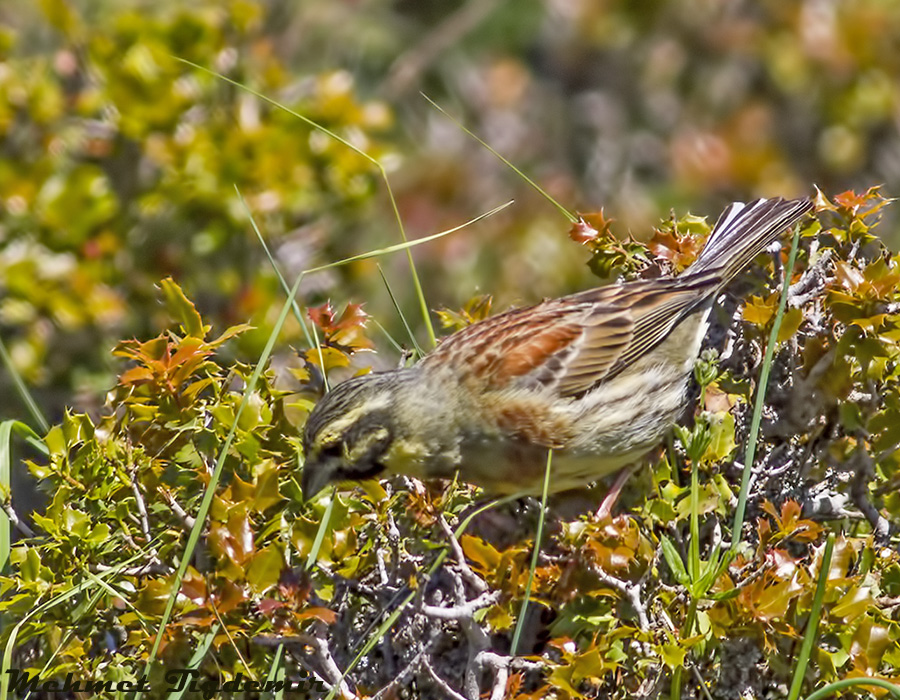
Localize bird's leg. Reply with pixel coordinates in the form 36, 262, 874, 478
594, 464, 639, 521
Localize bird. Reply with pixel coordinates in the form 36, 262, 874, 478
300, 196, 814, 500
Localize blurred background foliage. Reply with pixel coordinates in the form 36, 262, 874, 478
2, 0, 900, 418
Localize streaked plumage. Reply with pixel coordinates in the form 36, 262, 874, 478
301, 197, 814, 498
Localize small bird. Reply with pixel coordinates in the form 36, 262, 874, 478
301, 197, 813, 499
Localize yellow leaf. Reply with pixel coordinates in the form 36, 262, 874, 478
832, 584, 873, 622
743, 294, 776, 326
460, 535, 501, 573
776, 307, 804, 342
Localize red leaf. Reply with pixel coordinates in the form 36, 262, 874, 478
258, 598, 287, 616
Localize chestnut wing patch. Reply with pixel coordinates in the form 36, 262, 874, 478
422, 300, 634, 395
422, 274, 722, 399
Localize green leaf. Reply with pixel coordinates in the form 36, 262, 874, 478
660, 536, 690, 587
20, 547, 41, 582
706, 587, 741, 602
159, 277, 206, 339
704, 412, 737, 462
658, 642, 687, 670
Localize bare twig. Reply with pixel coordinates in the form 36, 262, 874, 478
2, 501, 35, 538
479, 652, 543, 674
131, 477, 152, 542
849, 445, 891, 546
438, 514, 489, 593
129, 474, 162, 559
788, 248, 832, 307
93, 561, 171, 577
159, 487, 197, 531
309, 623, 359, 700
371, 631, 439, 700
421, 590, 500, 620
422, 654, 468, 700
486, 656, 508, 700
593, 564, 650, 631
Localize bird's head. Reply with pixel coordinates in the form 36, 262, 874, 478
301, 372, 399, 499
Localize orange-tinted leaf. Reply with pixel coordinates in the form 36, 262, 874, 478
258, 598, 287, 616
179, 567, 207, 605
119, 366, 154, 386
213, 580, 247, 614
570, 210, 613, 244
834, 260, 865, 292
295, 606, 337, 624
648, 226, 704, 271
209, 511, 255, 567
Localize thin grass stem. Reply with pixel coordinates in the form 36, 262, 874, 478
729, 223, 802, 555
235, 186, 316, 350
802, 678, 900, 700
510, 450, 552, 656
421, 93, 577, 224
787, 533, 835, 700
377, 263, 423, 357
0, 337, 49, 434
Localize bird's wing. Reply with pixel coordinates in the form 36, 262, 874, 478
421, 274, 719, 398
557, 275, 719, 395
422, 196, 813, 397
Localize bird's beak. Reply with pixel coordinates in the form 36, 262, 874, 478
301, 458, 335, 501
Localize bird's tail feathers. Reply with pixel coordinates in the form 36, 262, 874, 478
688, 196, 814, 283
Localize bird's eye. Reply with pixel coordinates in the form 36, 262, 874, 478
319, 441, 343, 459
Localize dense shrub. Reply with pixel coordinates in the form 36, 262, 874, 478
5, 188, 900, 698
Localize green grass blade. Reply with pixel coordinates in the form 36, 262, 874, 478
377, 263, 423, 357
0, 424, 12, 575
0, 421, 45, 572
787, 533, 835, 700
370, 316, 406, 355
729, 223, 802, 556
235, 186, 315, 350
303, 200, 513, 275
262, 643, 286, 700
165, 625, 220, 700
803, 678, 900, 700
689, 456, 700, 581
510, 450, 552, 656
305, 486, 336, 571
308, 315, 329, 394
0, 337, 49, 434
421, 93, 577, 224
